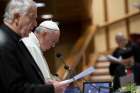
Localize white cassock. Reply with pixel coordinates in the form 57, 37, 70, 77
22, 32, 56, 82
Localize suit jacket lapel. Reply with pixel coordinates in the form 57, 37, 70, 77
18, 41, 45, 82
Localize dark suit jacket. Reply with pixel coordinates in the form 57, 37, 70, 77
109, 42, 132, 91
109, 47, 127, 91
128, 42, 140, 85
0, 24, 54, 93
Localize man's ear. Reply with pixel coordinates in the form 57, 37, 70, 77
40, 31, 48, 37
13, 13, 20, 26
37, 31, 47, 38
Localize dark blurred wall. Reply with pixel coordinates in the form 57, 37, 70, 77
0, 0, 9, 24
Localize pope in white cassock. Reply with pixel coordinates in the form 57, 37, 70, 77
22, 20, 60, 82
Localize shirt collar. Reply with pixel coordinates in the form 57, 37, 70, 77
29, 32, 40, 47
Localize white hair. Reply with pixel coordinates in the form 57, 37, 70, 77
3, 0, 37, 23
35, 26, 59, 33
35, 21, 60, 33
115, 32, 125, 40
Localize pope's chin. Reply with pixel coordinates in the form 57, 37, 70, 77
42, 47, 50, 52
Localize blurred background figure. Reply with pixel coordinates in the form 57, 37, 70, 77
109, 32, 133, 91
128, 33, 140, 85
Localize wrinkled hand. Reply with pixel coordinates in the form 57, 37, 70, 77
47, 80, 69, 93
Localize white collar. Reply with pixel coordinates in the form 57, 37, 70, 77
29, 32, 40, 48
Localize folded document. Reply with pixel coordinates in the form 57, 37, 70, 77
59, 67, 95, 85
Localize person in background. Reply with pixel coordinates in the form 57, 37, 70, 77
109, 32, 133, 91
22, 20, 60, 82
127, 33, 140, 85
0, 0, 67, 93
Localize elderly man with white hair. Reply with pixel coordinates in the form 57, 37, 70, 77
22, 20, 60, 81
0, 0, 67, 93
22, 20, 68, 93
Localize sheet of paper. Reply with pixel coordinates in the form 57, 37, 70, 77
106, 55, 121, 63
59, 67, 95, 85
59, 78, 74, 85
73, 67, 95, 80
